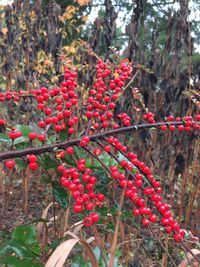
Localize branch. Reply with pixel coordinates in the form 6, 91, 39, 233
0, 121, 198, 160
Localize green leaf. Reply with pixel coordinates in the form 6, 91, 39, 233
15, 158, 28, 171
0, 255, 43, 267
13, 225, 36, 244
12, 225, 40, 256
0, 133, 11, 144
106, 222, 115, 232
49, 239, 60, 250
0, 240, 38, 259
96, 206, 108, 217
14, 136, 29, 145
71, 254, 89, 267
29, 124, 44, 135
15, 125, 31, 137
53, 184, 68, 208
39, 155, 58, 170
59, 129, 69, 141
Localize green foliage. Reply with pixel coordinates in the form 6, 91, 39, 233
0, 133, 11, 144
53, 184, 69, 208
0, 225, 42, 267
0, 256, 43, 267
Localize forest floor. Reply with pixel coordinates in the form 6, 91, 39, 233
0, 175, 46, 235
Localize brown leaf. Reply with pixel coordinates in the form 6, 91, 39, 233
45, 239, 79, 267
36, 202, 53, 239
178, 249, 200, 267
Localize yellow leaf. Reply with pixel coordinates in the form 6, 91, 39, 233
51, 76, 59, 83
62, 46, 70, 52
1, 27, 8, 35
30, 10, 36, 19
58, 15, 65, 22
76, 0, 90, 6
11, 79, 15, 85
81, 15, 88, 22
43, 59, 53, 67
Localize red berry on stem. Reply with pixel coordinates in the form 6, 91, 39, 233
83, 216, 93, 227
29, 132, 37, 140
5, 159, 15, 169
38, 134, 46, 142
29, 162, 38, 170
132, 208, 140, 216
73, 204, 83, 213
142, 218, 150, 227
27, 154, 37, 162
90, 212, 99, 223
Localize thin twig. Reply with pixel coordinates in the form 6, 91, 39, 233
149, 227, 177, 267
82, 146, 111, 174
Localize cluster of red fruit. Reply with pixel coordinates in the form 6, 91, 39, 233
102, 136, 186, 242
5, 155, 39, 170
143, 113, 200, 131
27, 154, 38, 170
58, 151, 104, 227
1, 58, 199, 242
85, 59, 132, 130
33, 68, 79, 136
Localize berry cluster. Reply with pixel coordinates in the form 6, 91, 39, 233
33, 68, 79, 137
102, 136, 186, 242
58, 155, 104, 227
85, 59, 132, 131
0, 58, 199, 243
27, 154, 38, 170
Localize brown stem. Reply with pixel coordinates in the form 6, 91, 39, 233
92, 225, 108, 267
82, 146, 111, 174
149, 227, 177, 267
108, 182, 126, 267
0, 121, 198, 160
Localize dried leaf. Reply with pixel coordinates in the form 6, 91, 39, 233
178, 249, 200, 267
45, 233, 99, 267
45, 239, 79, 267
36, 202, 53, 239
76, 0, 90, 6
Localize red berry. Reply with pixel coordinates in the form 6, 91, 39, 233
142, 218, 150, 227
166, 115, 174, 121
169, 125, 176, 131
135, 173, 143, 180
97, 193, 105, 202
149, 214, 157, 223
165, 226, 172, 234
90, 212, 99, 223
66, 146, 74, 155
5, 159, 15, 169
29, 162, 38, 170
54, 125, 62, 133
68, 127, 74, 134
83, 216, 93, 227
132, 208, 140, 216
0, 119, 6, 126
45, 108, 52, 115
29, 132, 37, 140
73, 204, 83, 213
160, 125, 167, 131
174, 233, 183, 243
27, 154, 37, 162
135, 180, 143, 187
38, 134, 46, 142
38, 121, 46, 128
